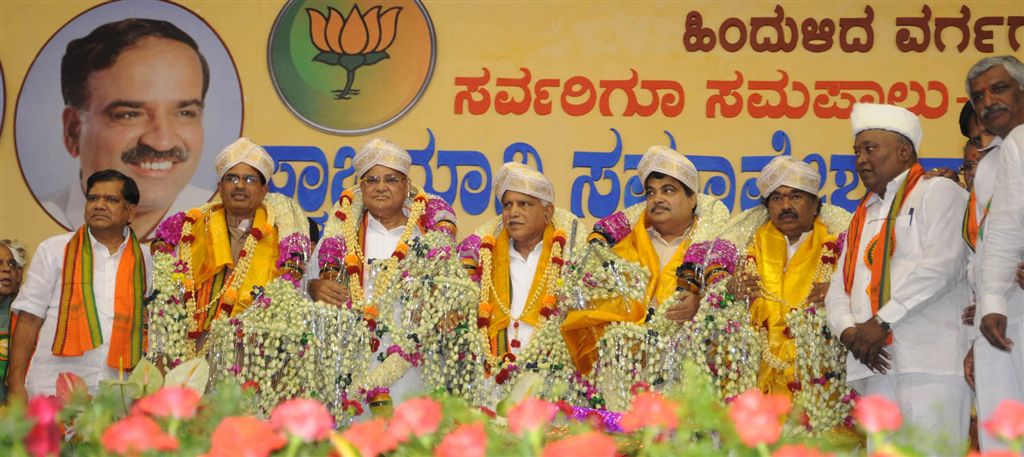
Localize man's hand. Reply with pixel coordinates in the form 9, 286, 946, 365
962, 304, 976, 326
963, 346, 975, 390
728, 272, 760, 302
850, 319, 891, 373
308, 279, 349, 307
924, 167, 960, 184
1016, 262, 1024, 289
666, 290, 700, 324
8, 311, 44, 405
807, 282, 829, 308
980, 313, 1014, 351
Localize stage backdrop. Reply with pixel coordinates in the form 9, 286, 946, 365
2, 0, 1021, 258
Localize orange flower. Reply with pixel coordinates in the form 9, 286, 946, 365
55, 372, 89, 405
392, 242, 409, 260
207, 416, 286, 457
345, 253, 362, 275
101, 416, 179, 456
981, 399, 1024, 442
508, 397, 557, 435
479, 301, 493, 317
270, 398, 335, 442
728, 389, 791, 447
132, 386, 201, 420
339, 189, 355, 204
388, 397, 443, 442
540, 294, 557, 307
187, 209, 202, 220
223, 288, 239, 304
364, 305, 379, 320
480, 235, 496, 251
619, 391, 678, 433
541, 431, 617, 457
307, 5, 402, 55
552, 229, 567, 246
773, 444, 835, 457
853, 395, 903, 434
434, 423, 486, 457
341, 419, 397, 457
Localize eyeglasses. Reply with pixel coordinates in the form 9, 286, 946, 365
222, 174, 261, 185
767, 192, 810, 205
1, 259, 18, 269
360, 175, 406, 186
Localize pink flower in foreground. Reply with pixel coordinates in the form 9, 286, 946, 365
434, 422, 486, 457
341, 419, 397, 457
541, 431, 617, 457
981, 399, 1024, 442
101, 416, 179, 455
619, 391, 678, 432
728, 389, 791, 447
132, 386, 202, 420
773, 444, 835, 457
55, 372, 89, 404
966, 451, 1021, 457
25, 396, 62, 457
269, 398, 334, 442
205, 416, 286, 457
389, 397, 443, 442
508, 397, 557, 435
853, 395, 903, 434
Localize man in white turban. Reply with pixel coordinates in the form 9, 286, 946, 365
457, 162, 586, 392
724, 155, 852, 404
825, 103, 972, 453
562, 145, 730, 375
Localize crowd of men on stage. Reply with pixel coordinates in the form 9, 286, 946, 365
1, 48, 1022, 454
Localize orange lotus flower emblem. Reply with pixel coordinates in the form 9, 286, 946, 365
308, 5, 402, 99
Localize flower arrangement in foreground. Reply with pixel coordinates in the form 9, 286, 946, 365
8, 363, 1021, 457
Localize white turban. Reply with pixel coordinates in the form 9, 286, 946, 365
214, 138, 275, 180
637, 145, 699, 192
0, 239, 28, 267
851, 103, 923, 152
354, 138, 412, 178
756, 156, 821, 197
494, 162, 554, 204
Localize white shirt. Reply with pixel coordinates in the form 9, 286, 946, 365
646, 227, 684, 269
825, 169, 970, 380
508, 240, 543, 353
965, 140, 1002, 339
980, 125, 1024, 325
785, 231, 812, 270
12, 228, 153, 396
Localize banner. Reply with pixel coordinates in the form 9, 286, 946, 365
1, 0, 1020, 257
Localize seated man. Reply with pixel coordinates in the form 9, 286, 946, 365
562, 145, 730, 375
1, 239, 28, 403
458, 162, 586, 396
723, 156, 852, 418
306, 138, 456, 413
9, 171, 151, 401
148, 138, 311, 363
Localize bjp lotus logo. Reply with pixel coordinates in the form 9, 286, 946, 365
268, 1, 436, 134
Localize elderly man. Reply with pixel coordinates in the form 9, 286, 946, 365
44, 18, 210, 238
458, 162, 586, 388
726, 156, 851, 396
8, 170, 151, 402
561, 145, 730, 374
149, 138, 309, 361
825, 103, 971, 453
972, 55, 1024, 452
0, 239, 28, 403
306, 138, 456, 413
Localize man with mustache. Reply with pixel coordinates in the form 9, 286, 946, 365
825, 103, 971, 454
968, 55, 1024, 452
561, 145, 730, 375
8, 170, 152, 402
42, 18, 210, 239
0, 239, 28, 403
306, 138, 457, 416
725, 156, 851, 397
148, 138, 310, 361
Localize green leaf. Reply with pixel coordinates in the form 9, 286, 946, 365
313, 51, 340, 65
338, 54, 366, 71
127, 359, 164, 398
364, 51, 389, 66
164, 358, 210, 394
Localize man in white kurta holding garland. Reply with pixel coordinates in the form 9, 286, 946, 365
824, 103, 971, 454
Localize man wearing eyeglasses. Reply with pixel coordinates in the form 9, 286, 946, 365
724, 156, 851, 398
0, 239, 28, 403
967, 55, 1024, 452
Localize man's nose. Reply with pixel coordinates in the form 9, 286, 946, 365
138, 112, 178, 153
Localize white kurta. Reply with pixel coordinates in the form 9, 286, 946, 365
508, 241, 543, 354
977, 125, 1024, 452
12, 228, 153, 396
824, 168, 971, 451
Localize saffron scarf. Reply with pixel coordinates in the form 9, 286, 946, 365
961, 191, 992, 251
487, 225, 554, 356
842, 164, 925, 343
52, 227, 146, 369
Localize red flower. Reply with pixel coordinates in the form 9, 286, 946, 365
206, 416, 286, 457
479, 406, 497, 419
335, 210, 346, 221
541, 431, 617, 457
619, 391, 678, 432
728, 389, 791, 447
510, 339, 522, 349
966, 451, 1021, 457
773, 444, 835, 457
238, 249, 248, 259
477, 317, 490, 328
539, 307, 555, 318
551, 257, 564, 267
555, 401, 574, 417
822, 256, 837, 265
787, 381, 802, 392
981, 399, 1024, 442
435, 423, 486, 457
370, 337, 381, 353
182, 234, 196, 243
508, 397, 557, 435
132, 386, 201, 420
101, 416, 178, 455
250, 228, 264, 240
55, 372, 89, 404
242, 381, 260, 392
270, 398, 334, 442
389, 397, 443, 442
341, 419, 397, 457
25, 396, 62, 457
852, 395, 903, 434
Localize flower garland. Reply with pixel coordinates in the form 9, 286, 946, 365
148, 193, 312, 365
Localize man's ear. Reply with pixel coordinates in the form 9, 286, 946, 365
62, 106, 82, 158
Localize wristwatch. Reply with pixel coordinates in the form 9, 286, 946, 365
873, 315, 891, 333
